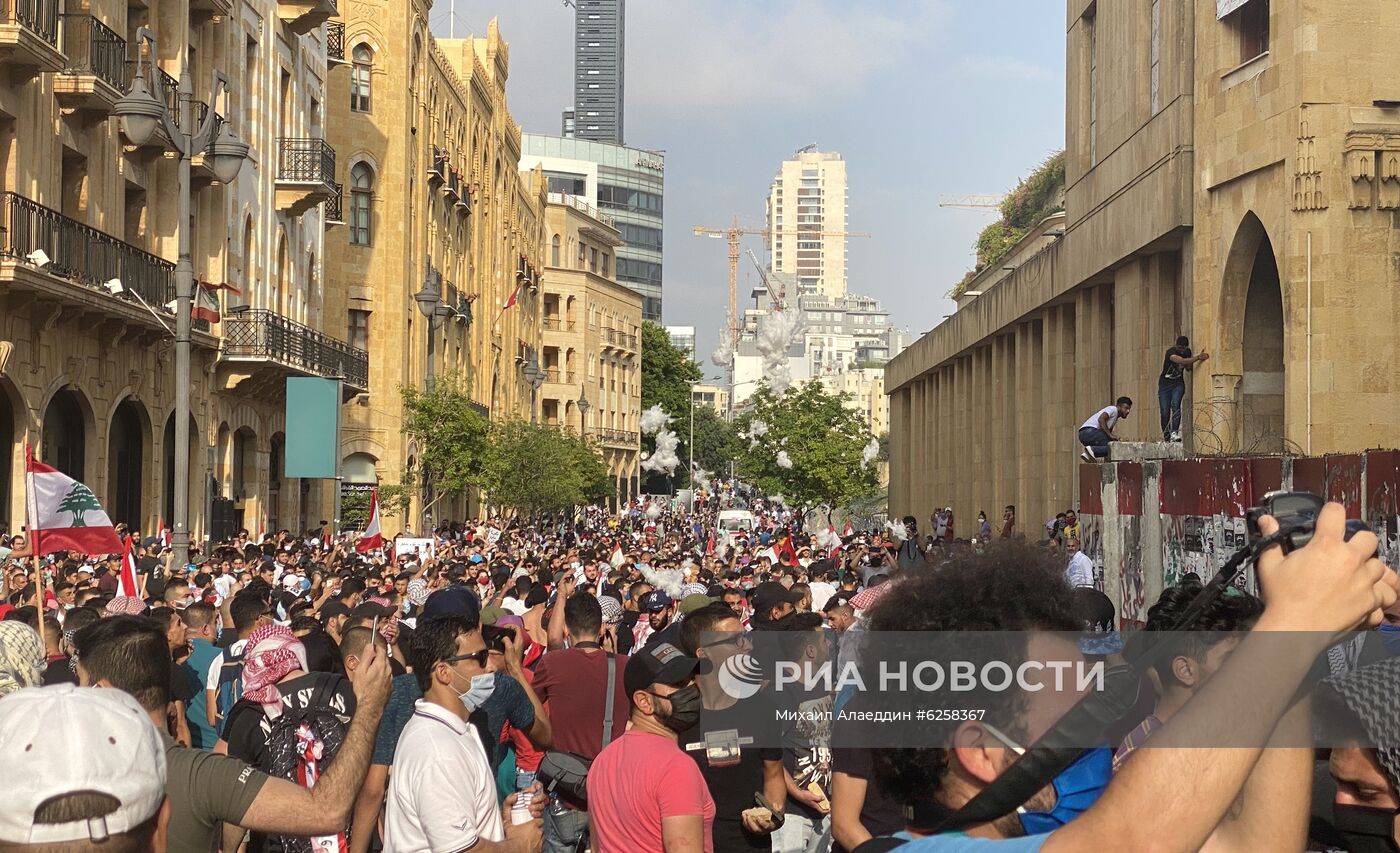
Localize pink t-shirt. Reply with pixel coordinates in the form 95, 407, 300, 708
586, 730, 715, 853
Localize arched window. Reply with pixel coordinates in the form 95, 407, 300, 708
551, 234, 561, 267
351, 45, 373, 112
350, 162, 374, 246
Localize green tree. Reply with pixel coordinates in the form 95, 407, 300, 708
640, 321, 701, 420
687, 403, 740, 483
735, 381, 879, 511
398, 371, 491, 517
482, 420, 611, 516
953, 150, 1066, 297
57, 482, 102, 527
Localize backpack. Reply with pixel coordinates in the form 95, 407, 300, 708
258, 680, 351, 853
213, 644, 247, 730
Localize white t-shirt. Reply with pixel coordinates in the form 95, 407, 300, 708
384, 699, 504, 853
1066, 552, 1096, 589
1081, 406, 1120, 432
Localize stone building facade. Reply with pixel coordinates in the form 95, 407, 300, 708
889, 0, 1400, 531
322, 13, 545, 531
538, 192, 641, 507
0, 0, 356, 538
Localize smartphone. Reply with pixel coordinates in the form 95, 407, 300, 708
370, 615, 380, 644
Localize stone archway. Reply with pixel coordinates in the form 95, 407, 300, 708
0, 377, 19, 529
107, 397, 150, 530
41, 388, 91, 481
1242, 233, 1285, 452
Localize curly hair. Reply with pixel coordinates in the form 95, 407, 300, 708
867, 539, 1081, 804
1135, 578, 1262, 686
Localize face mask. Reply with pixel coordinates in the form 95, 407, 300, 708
1335, 805, 1400, 853
454, 671, 497, 713
985, 724, 1112, 835
1378, 623, 1400, 657
215, 622, 223, 642
649, 684, 701, 733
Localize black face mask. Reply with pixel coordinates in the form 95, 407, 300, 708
650, 685, 701, 733
1335, 804, 1400, 853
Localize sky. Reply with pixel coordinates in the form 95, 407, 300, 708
438, 0, 1066, 367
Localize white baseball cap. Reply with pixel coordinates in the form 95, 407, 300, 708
0, 684, 166, 843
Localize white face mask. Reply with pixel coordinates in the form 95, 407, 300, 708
455, 671, 496, 712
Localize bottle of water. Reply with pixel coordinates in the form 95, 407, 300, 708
548, 791, 569, 818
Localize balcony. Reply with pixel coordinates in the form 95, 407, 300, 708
188, 0, 232, 20
219, 308, 368, 398
276, 0, 336, 36
323, 183, 344, 227
0, 191, 196, 342
598, 428, 639, 448
275, 137, 337, 216
55, 15, 124, 112
443, 168, 470, 215
326, 20, 345, 64
0, 0, 62, 77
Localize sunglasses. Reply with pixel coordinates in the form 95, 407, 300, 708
699, 633, 749, 650
442, 648, 490, 668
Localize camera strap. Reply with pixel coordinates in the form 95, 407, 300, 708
923, 527, 1297, 834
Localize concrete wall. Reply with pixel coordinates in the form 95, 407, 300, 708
1081, 449, 1400, 628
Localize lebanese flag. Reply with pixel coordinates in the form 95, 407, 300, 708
156, 518, 171, 548
356, 488, 383, 554
778, 534, 798, 566
192, 280, 238, 324
502, 281, 523, 311
842, 521, 854, 538
24, 445, 123, 557
117, 535, 140, 598
609, 543, 625, 567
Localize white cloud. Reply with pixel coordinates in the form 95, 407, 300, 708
628, 0, 948, 119
954, 55, 1050, 81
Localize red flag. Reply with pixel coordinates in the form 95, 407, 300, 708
191, 280, 238, 323
778, 534, 798, 566
842, 521, 854, 538
157, 518, 171, 548
356, 488, 383, 554
502, 281, 523, 311
24, 445, 123, 556
117, 535, 140, 598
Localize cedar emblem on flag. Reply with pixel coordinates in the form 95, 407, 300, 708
24, 445, 123, 556
356, 488, 383, 554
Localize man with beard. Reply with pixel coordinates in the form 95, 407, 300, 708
678, 602, 787, 850
633, 590, 674, 649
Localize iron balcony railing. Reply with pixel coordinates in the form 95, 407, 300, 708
222, 308, 368, 390
542, 317, 560, 330
544, 367, 559, 382
599, 428, 639, 446
61, 14, 125, 89
277, 137, 336, 185
8, 0, 59, 46
0, 191, 174, 307
325, 20, 344, 62
324, 183, 344, 222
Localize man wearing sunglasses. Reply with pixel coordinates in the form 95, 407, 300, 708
386, 613, 545, 853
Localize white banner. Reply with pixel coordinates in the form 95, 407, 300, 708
395, 537, 435, 561
1218, 0, 1251, 19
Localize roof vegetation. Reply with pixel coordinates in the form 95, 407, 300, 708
952, 151, 1066, 298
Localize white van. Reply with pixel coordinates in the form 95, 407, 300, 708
716, 509, 757, 550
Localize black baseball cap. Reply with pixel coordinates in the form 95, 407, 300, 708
421, 586, 482, 623
750, 581, 802, 615
319, 601, 351, 623
524, 586, 549, 608
623, 640, 712, 697
639, 591, 673, 613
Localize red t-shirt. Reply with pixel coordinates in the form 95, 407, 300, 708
505, 666, 543, 772
531, 648, 629, 759
586, 731, 715, 853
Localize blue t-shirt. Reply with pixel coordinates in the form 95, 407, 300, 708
372, 673, 423, 766
893, 831, 1050, 852
182, 638, 223, 750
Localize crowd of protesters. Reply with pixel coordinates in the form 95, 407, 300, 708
0, 487, 1398, 852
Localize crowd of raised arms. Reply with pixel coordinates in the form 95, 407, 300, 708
0, 486, 1396, 853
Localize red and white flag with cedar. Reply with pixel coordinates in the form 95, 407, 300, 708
156, 518, 171, 548
356, 488, 383, 554
501, 281, 523, 311
24, 445, 123, 557
192, 279, 240, 324
117, 535, 140, 598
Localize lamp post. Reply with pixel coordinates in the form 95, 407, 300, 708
113, 28, 248, 567
576, 385, 590, 435
413, 266, 452, 392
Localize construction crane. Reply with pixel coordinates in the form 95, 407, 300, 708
745, 248, 783, 310
693, 216, 871, 347
938, 193, 1007, 211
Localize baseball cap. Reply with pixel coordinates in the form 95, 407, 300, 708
0, 684, 165, 844
480, 606, 504, 626
421, 586, 482, 623
319, 600, 351, 623
623, 641, 712, 697
678, 593, 713, 616
749, 581, 802, 615
639, 591, 673, 613
524, 586, 549, 608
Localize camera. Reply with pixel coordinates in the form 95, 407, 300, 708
1245, 491, 1372, 554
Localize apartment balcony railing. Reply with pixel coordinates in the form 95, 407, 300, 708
323, 183, 344, 226
544, 367, 560, 383
55, 15, 124, 111
325, 20, 345, 63
275, 137, 337, 215
541, 317, 560, 331
0, 0, 61, 75
598, 428, 639, 447
0, 191, 176, 311
221, 307, 368, 392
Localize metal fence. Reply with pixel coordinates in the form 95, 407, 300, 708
61, 15, 125, 89
325, 20, 344, 62
0, 191, 174, 307
277, 137, 335, 184
221, 308, 368, 390
10, 0, 58, 46
324, 183, 344, 222
598, 428, 639, 446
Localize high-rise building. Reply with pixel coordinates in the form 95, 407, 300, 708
765, 147, 848, 299
568, 0, 625, 144
666, 326, 696, 356
521, 134, 664, 321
